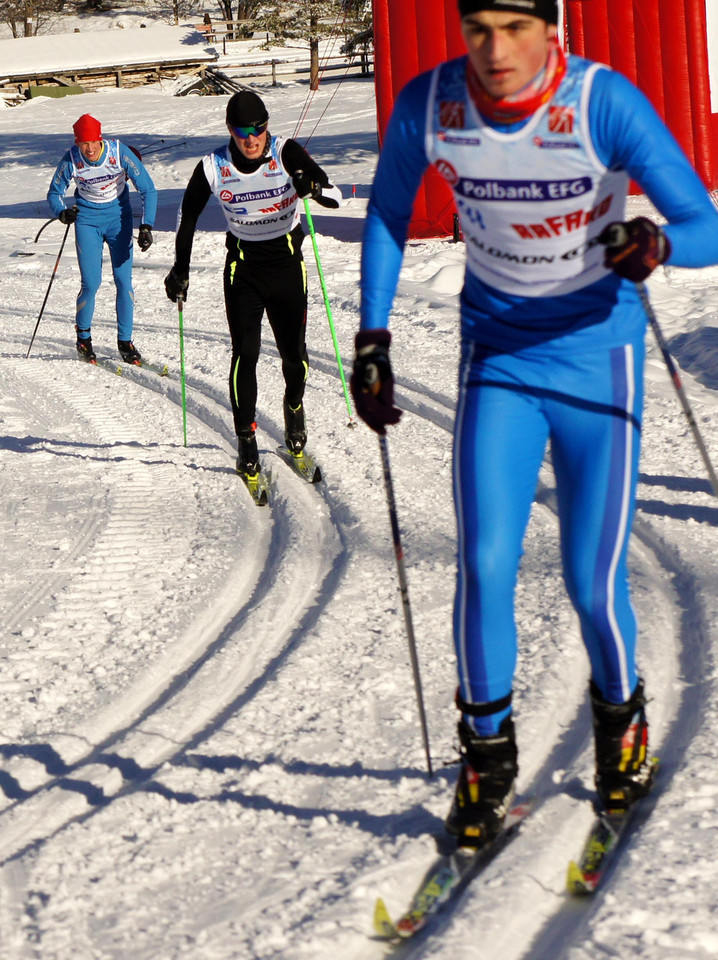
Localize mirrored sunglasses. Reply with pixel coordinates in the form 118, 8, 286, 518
231, 121, 268, 140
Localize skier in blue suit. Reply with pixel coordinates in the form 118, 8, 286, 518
351, 0, 718, 846
47, 113, 157, 365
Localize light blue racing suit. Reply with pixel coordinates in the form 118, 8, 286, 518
360, 55, 718, 734
47, 140, 157, 342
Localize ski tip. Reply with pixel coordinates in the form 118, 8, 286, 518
566, 860, 593, 896
373, 897, 398, 939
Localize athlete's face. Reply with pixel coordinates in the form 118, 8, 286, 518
76, 140, 103, 162
228, 125, 268, 161
461, 12, 557, 99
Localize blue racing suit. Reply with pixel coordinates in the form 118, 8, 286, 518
360, 55, 718, 733
47, 140, 157, 342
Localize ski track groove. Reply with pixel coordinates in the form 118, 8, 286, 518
0, 340, 343, 879
0, 302, 704, 959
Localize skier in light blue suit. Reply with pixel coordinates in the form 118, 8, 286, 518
351, 0, 718, 847
47, 113, 157, 365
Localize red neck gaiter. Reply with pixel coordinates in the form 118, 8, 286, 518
467, 41, 566, 125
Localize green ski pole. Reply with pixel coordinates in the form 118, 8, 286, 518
177, 295, 188, 447
303, 197, 355, 427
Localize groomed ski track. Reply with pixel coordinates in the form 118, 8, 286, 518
0, 283, 710, 960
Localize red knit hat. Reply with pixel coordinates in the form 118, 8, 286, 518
73, 114, 102, 142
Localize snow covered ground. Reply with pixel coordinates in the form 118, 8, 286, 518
2, 60, 718, 960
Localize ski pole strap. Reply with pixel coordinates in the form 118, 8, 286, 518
455, 689, 513, 717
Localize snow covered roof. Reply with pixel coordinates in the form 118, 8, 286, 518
0, 24, 217, 80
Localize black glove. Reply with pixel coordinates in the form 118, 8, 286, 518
599, 217, 671, 282
137, 224, 153, 252
164, 266, 189, 303
292, 169, 322, 201
350, 329, 402, 435
58, 206, 78, 225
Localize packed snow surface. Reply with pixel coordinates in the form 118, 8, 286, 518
2, 63, 718, 960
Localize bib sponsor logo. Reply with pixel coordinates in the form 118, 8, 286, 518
109, 156, 117, 166
439, 100, 465, 129
548, 105, 575, 134
468, 234, 556, 265
220, 189, 235, 202
456, 197, 486, 229
533, 136, 580, 149
260, 193, 297, 213
511, 194, 613, 238
233, 210, 294, 227
220, 166, 231, 178
458, 177, 592, 201
435, 159, 459, 186
235, 186, 287, 203
83, 173, 120, 187
439, 132, 482, 146
561, 235, 603, 260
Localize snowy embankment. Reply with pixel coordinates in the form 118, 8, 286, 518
1, 78, 718, 960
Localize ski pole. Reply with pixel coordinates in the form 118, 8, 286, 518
26, 219, 71, 359
637, 282, 718, 497
177, 295, 188, 447
142, 141, 187, 157
34, 217, 57, 244
302, 197, 355, 427
378, 433, 433, 779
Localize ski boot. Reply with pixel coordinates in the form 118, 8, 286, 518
591, 679, 655, 812
118, 340, 142, 365
236, 425, 260, 477
283, 397, 307, 454
76, 335, 96, 363
445, 715, 518, 848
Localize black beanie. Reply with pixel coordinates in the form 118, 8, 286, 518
226, 91, 269, 127
458, 0, 559, 25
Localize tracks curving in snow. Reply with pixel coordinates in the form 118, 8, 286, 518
0, 340, 344, 875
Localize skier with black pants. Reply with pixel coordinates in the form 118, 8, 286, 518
165, 91, 342, 478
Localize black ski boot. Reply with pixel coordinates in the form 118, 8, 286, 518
76, 336, 96, 363
283, 397, 307, 454
591, 679, 654, 812
445, 715, 518, 848
236, 426, 260, 476
118, 340, 142, 365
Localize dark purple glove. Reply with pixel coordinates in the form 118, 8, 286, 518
350, 329, 402, 435
599, 217, 671, 282
137, 224, 153, 252
58, 206, 78, 225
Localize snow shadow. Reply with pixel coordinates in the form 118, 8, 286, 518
669, 326, 718, 392
0, 124, 377, 244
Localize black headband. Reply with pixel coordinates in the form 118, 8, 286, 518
458, 0, 559, 25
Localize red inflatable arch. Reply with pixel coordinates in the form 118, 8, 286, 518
372, 0, 718, 239
372, 0, 466, 238
565, 0, 718, 193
